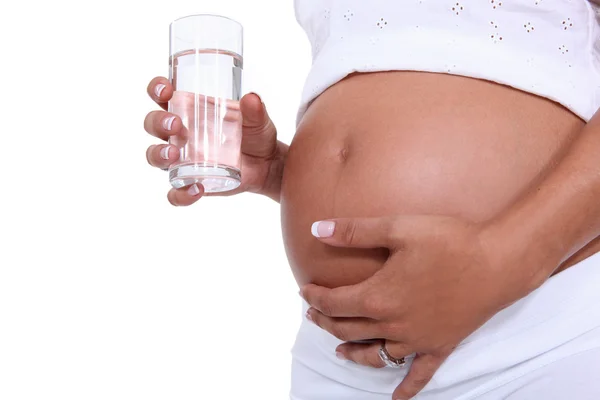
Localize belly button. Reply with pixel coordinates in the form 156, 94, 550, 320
338, 147, 350, 163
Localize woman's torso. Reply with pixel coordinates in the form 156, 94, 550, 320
280, 71, 598, 288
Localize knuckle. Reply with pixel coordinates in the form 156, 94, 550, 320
318, 297, 333, 317
330, 324, 349, 341
356, 349, 379, 368
387, 220, 404, 244
366, 354, 384, 368
247, 115, 271, 134
362, 292, 385, 317
341, 220, 358, 245
380, 320, 401, 337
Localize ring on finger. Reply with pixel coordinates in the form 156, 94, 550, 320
378, 341, 406, 368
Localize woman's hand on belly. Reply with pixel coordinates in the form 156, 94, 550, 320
300, 214, 533, 400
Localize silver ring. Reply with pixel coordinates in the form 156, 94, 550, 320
378, 341, 406, 368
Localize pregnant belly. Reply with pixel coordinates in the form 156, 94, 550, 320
280, 71, 586, 288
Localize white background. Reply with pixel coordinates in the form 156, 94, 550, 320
0, 1, 311, 398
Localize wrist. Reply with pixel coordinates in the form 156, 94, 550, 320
479, 112, 600, 295
478, 215, 561, 307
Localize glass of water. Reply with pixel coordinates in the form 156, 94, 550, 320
168, 15, 243, 193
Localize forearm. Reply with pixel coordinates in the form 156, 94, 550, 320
486, 109, 600, 287
261, 141, 289, 203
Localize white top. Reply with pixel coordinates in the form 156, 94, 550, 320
294, 0, 600, 123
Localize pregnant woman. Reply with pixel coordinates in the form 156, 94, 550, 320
144, 1, 600, 399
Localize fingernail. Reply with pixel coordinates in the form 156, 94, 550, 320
249, 91, 263, 104
163, 116, 175, 131
188, 184, 201, 196
160, 146, 171, 160
335, 352, 346, 360
311, 221, 335, 238
155, 83, 166, 97
305, 310, 313, 322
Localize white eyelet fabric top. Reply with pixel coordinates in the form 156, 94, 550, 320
294, 0, 600, 123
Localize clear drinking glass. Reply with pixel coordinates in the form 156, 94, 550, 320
168, 15, 243, 193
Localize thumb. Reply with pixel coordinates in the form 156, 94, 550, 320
240, 92, 277, 158
311, 216, 399, 249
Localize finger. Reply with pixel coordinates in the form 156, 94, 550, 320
147, 77, 173, 110
301, 283, 384, 318
393, 353, 446, 400
146, 144, 178, 170
310, 217, 397, 249
166, 184, 204, 207
169, 91, 242, 122
306, 308, 380, 342
240, 92, 278, 158
336, 341, 414, 369
383, 341, 414, 361
144, 111, 183, 141
335, 341, 385, 368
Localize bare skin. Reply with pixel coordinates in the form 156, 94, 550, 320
281, 71, 600, 399
144, 77, 285, 205
295, 71, 600, 399
280, 71, 598, 289
144, 72, 597, 282
144, 70, 600, 399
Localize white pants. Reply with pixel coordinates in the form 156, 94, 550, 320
290, 252, 600, 399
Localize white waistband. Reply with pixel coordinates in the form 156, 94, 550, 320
292, 251, 600, 394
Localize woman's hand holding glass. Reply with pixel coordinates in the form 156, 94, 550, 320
144, 77, 285, 206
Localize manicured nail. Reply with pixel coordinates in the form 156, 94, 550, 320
335, 352, 346, 360
305, 310, 313, 322
311, 221, 335, 238
160, 146, 171, 160
155, 83, 166, 97
188, 184, 200, 196
163, 116, 175, 131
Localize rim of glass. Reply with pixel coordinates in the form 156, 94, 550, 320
170, 14, 243, 29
